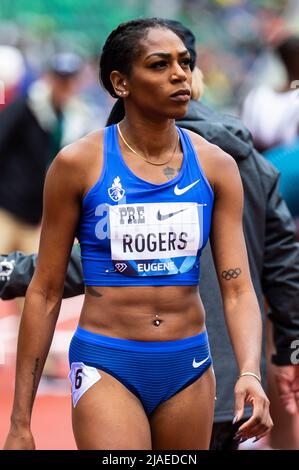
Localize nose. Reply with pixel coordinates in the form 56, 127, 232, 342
170, 61, 188, 83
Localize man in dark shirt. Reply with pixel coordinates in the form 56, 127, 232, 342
0, 52, 89, 254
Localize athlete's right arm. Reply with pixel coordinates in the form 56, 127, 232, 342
3, 145, 84, 450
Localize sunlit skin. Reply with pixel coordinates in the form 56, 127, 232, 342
4, 26, 272, 451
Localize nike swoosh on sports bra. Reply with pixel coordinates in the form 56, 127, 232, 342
76, 124, 214, 286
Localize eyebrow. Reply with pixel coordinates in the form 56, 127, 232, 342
145, 49, 190, 59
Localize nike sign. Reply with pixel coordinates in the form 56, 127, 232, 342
192, 356, 210, 368
174, 179, 200, 196
157, 207, 189, 221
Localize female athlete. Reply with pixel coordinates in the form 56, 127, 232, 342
4, 18, 272, 450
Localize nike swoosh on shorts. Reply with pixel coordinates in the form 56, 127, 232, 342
157, 207, 189, 221
192, 356, 210, 368
174, 179, 200, 196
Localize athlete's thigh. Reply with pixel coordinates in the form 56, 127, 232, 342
72, 369, 152, 450
149, 366, 216, 450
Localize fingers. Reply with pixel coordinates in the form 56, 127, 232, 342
235, 396, 273, 441
233, 389, 246, 424
252, 429, 270, 443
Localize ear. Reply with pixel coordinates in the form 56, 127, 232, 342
110, 71, 129, 98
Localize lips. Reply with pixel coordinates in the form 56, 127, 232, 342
170, 89, 191, 102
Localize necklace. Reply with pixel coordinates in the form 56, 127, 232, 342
117, 123, 179, 167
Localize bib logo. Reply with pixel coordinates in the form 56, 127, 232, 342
108, 177, 125, 202
115, 263, 128, 273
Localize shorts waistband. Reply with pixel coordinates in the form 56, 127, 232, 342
74, 326, 208, 352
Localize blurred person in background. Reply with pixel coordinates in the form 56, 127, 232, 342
177, 24, 299, 451
0, 45, 25, 111
242, 35, 299, 153
242, 35, 299, 229
242, 36, 299, 447
2, 20, 298, 450
0, 52, 94, 255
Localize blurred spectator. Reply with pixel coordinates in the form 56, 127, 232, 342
242, 35, 299, 152
0, 45, 25, 110
0, 52, 95, 254
241, 35, 299, 225
241, 34, 299, 448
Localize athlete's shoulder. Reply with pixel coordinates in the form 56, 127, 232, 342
46, 129, 105, 197
56, 129, 105, 168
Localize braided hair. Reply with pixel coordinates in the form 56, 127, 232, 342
100, 18, 184, 98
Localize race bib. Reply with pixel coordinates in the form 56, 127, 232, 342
109, 202, 203, 276
68, 362, 101, 408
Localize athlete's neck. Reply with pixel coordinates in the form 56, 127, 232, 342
119, 113, 178, 161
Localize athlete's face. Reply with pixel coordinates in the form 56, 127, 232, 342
125, 28, 192, 119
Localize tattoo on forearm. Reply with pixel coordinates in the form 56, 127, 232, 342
221, 268, 242, 280
85, 286, 103, 298
30, 358, 40, 410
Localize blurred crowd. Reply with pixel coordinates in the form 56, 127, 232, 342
1, 0, 299, 111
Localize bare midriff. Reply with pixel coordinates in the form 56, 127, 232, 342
79, 285, 206, 341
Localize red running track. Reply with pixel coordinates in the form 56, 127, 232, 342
0, 297, 82, 449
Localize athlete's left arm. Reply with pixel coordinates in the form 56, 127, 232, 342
208, 146, 273, 442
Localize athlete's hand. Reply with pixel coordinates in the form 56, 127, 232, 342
3, 426, 35, 450
233, 376, 273, 442
274, 364, 299, 415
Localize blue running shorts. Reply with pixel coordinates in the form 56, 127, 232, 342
69, 326, 212, 416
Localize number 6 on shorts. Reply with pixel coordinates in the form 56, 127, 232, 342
68, 362, 102, 407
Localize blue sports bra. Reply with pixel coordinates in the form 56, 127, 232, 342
76, 124, 214, 286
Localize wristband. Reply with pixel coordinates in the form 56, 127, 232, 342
238, 372, 261, 384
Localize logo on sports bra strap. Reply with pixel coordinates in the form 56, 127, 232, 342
108, 176, 125, 202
